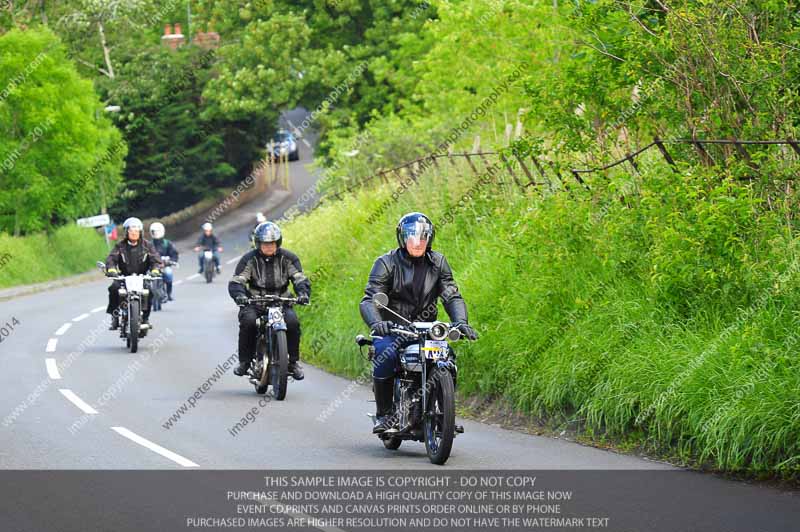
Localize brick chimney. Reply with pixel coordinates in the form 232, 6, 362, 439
161, 23, 185, 50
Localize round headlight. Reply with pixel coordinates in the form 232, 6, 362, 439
430, 322, 448, 341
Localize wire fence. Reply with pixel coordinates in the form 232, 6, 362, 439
306, 137, 800, 213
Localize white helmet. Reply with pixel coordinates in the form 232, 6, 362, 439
256, 212, 266, 223
149, 222, 165, 239
122, 217, 144, 233
201, 222, 213, 231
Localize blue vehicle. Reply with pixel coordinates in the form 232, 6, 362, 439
270, 130, 300, 161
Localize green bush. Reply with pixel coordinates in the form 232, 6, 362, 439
0, 225, 108, 289
288, 158, 800, 477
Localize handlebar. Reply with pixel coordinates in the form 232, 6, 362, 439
238, 295, 308, 307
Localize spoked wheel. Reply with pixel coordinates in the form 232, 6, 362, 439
204, 260, 214, 283
270, 330, 289, 401
128, 300, 140, 353
255, 336, 269, 395
424, 368, 455, 465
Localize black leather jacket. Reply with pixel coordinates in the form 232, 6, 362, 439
105, 239, 162, 275
359, 248, 468, 328
228, 248, 310, 300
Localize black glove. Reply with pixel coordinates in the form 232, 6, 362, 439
296, 293, 310, 305
235, 295, 248, 306
457, 323, 479, 341
371, 321, 393, 337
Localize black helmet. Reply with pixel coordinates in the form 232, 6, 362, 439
396, 212, 434, 251
254, 221, 282, 248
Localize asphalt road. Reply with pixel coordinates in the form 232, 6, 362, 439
0, 109, 797, 531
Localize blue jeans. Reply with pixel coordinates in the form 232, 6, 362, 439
372, 335, 414, 379
198, 251, 220, 271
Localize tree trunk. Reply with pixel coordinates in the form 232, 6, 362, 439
98, 21, 115, 79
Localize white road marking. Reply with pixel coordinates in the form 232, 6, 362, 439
90, 306, 105, 313
72, 313, 90, 322
226, 255, 241, 265
111, 427, 198, 468
187, 273, 200, 281
46, 358, 61, 380
55, 323, 72, 336
59, 389, 98, 415
301, 138, 311, 148
174, 280, 183, 286
45, 338, 58, 352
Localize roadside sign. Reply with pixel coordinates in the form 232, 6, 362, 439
77, 214, 111, 228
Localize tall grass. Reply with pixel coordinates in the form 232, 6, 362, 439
286, 158, 800, 477
0, 225, 109, 289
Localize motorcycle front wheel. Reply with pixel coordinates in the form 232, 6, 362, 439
128, 300, 140, 353
424, 368, 455, 465
204, 258, 214, 283
270, 330, 289, 401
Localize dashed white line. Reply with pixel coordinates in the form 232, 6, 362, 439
226, 256, 241, 265
72, 313, 90, 322
59, 389, 98, 415
174, 280, 184, 286
187, 273, 200, 281
301, 138, 311, 148
45, 338, 58, 353
90, 306, 105, 313
55, 323, 72, 336
111, 427, 198, 468
45, 358, 61, 380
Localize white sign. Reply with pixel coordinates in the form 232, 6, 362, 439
76, 214, 111, 228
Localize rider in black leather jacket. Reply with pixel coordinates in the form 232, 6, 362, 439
359, 212, 478, 433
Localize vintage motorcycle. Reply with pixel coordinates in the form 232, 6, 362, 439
151, 256, 178, 312
200, 249, 216, 283
97, 262, 157, 353
238, 294, 307, 400
355, 293, 466, 465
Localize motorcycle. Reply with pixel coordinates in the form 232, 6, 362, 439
151, 256, 178, 312
355, 293, 466, 465
97, 262, 157, 353
200, 249, 215, 283
238, 294, 307, 399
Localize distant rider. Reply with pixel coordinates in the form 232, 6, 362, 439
359, 212, 478, 433
194, 222, 222, 274
149, 222, 179, 301
105, 217, 162, 329
229, 222, 310, 381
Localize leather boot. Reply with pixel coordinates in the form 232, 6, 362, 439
373, 377, 395, 433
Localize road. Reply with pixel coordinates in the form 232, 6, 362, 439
0, 108, 797, 531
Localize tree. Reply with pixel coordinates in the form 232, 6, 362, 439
0, 28, 126, 235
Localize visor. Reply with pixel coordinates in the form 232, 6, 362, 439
400, 220, 433, 245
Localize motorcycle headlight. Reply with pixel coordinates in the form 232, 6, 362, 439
429, 321, 449, 341
118, 289, 127, 296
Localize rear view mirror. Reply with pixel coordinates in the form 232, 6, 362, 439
96, 261, 106, 271
373, 292, 389, 307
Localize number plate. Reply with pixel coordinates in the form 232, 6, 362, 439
422, 340, 449, 360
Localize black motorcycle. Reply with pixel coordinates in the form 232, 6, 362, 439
238, 295, 306, 399
97, 262, 156, 353
355, 293, 466, 465
151, 256, 177, 312
200, 249, 215, 283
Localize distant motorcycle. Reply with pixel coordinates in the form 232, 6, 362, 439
97, 262, 156, 353
199, 249, 215, 283
238, 295, 308, 399
151, 256, 178, 312
355, 293, 467, 465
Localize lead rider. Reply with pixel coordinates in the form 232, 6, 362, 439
359, 212, 478, 434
